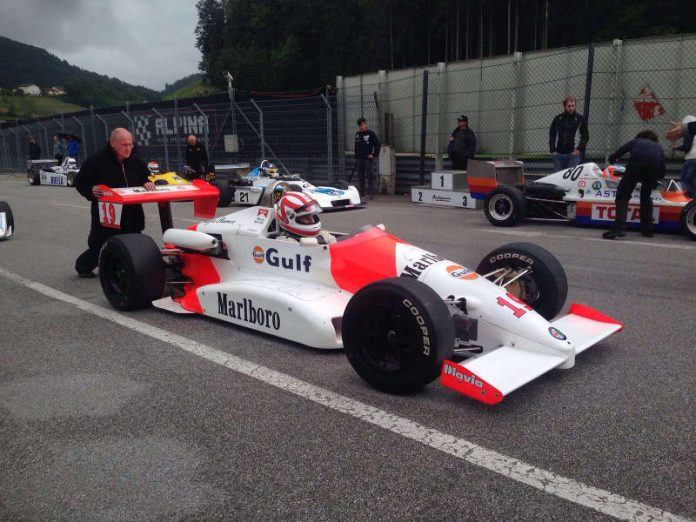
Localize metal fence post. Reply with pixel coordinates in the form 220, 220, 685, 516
72, 116, 87, 158
336, 76, 346, 177
52, 118, 64, 131
419, 70, 429, 185
37, 120, 49, 158
234, 101, 291, 176
320, 94, 333, 182
95, 113, 109, 143
582, 42, 594, 161
7, 127, 19, 170
121, 111, 135, 136
192, 103, 210, 160
152, 108, 170, 171
604, 39, 623, 161
174, 98, 183, 172
250, 99, 265, 159
509, 52, 523, 158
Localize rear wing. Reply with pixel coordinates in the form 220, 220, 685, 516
97, 179, 219, 231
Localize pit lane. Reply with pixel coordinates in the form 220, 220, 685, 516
1, 174, 694, 521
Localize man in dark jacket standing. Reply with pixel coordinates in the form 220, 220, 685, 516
549, 96, 589, 171
603, 130, 665, 239
354, 118, 381, 199
28, 137, 41, 160
74, 128, 156, 277
185, 134, 209, 178
448, 115, 476, 170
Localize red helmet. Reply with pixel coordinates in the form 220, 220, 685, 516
276, 191, 321, 237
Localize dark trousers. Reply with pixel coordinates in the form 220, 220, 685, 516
75, 225, 134, 274
451, 154, 469, 171
356, 158, 375, 196
612, 166, 657, 232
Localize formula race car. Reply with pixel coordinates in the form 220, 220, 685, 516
94, 183, 622, 405
228, 160, 362, 211
0, 200, 14, 240
473, 162, 696, 240
27, 157, 80, 187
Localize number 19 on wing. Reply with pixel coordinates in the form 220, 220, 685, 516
99, 202, 123, 229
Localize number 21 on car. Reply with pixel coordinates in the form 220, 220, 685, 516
99, 202, 123, 228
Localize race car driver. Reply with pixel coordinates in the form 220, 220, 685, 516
273, 192, 335, 244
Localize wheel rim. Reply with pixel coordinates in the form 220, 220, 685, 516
354, 303, 420, 375
489, 194, 513, 220
484, 269, 541, 306
685, 205, 696, 236
102, 254, 129, 296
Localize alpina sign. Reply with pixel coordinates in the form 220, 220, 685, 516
133, 115, 208, 146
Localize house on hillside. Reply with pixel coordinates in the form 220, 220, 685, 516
17, 84, 41, 96
45, 86, 66, 96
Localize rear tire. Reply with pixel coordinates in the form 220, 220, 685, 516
28, 170, 40, 185
483, 186, 527, 226
343, 277, 454, 394
0, 201, 14, 238
66, 173, 75, 187
476, 242, 567, 320
99, 234, 165, 310
680, 200, 696, 240
214, 179, 232, 207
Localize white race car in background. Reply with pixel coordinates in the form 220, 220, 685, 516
28, 157, 79, 187
0, 200, 14, 240
229, 160, 362, 211
94, 181, 622, 405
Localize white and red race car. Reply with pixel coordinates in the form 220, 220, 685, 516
27, 157, 80, 187
95, 181, 622, 405
472, 162, 696, 240
0, 200, 13, 240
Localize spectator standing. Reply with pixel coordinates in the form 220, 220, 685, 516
74, 128, 156, 277
668, 115, 696, 199
549, 96, 589, 171
53, 135, 65, 164
354, 118, 381, 199
448, 115, 476, 170
602, 130, 665, 240
67, 136, 80, 158
185, 134, 209, 178
28, 137, 41, 160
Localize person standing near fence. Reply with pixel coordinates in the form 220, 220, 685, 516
602, 130, 665, 240
354, 118, 381, 200
185, 134, 209, 178
74, 128, 156, 278
53, 135, 65, 164
28, 137, 41, 160
67, 135, 80, 159
549, 96, 589, 171
667, 115, 696, 198
448, 115, 476, 170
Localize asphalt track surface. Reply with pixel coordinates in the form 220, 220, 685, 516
0, 173, 694, 521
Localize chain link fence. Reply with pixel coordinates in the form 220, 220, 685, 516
2, 34, 695, 184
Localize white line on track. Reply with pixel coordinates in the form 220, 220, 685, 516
477, 228, 696, 250
0, 266, 690, 522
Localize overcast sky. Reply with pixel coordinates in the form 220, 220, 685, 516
0, 0, 201, 91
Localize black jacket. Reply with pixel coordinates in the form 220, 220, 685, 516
355, 130, 381, 159
549, 111, 589, 154
185, 143, 209, 173
28, 142, 41, 160
450, 127, 476, 159
608, 138, 666, 179
75, 144, 150, 232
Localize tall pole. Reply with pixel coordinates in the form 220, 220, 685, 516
419, 70, 429, 185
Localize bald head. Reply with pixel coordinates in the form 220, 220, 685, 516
109, 128, 134, 161
187, 135, 197, 146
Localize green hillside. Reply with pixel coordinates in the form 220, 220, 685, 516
0, 35, 158, 108
163, 79, 222, 100
0, 95, 84, 120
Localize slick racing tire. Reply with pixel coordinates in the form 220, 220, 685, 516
476, 242, 567, 320
483, 186, 527, 227
28, 171, 40, 185
0, 200, 14, 239
99, 234, 165, 310
343, 277, 454, 394
332, 179, 350, 190
680, 200, 696, 240
214, 179, 233, 207
287, 183, 304, 192
66, 173, 75, 187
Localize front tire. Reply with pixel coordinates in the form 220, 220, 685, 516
332, 179, 350, 190
483, 186, 527, 226
680, 200, 696, 240
214, 179, 232, 207
66, 173, 75, 187
343, 277, 454, 394
0, 201, 14, 238
28, 170, 40, 185
99, 234, 165, 310
476, 242, 567, 320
